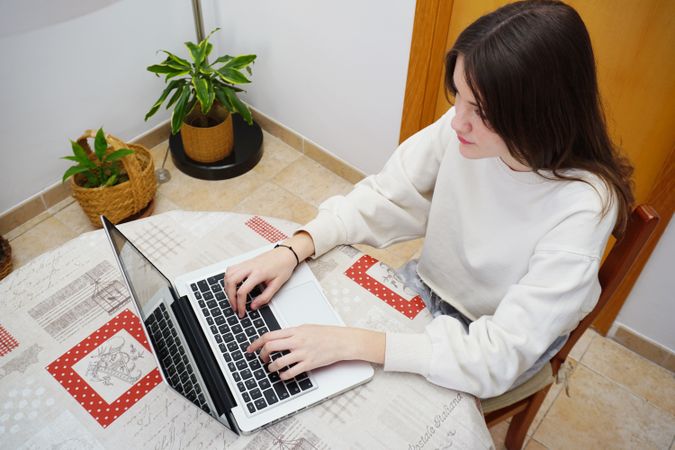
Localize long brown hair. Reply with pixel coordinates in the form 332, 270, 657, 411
445, 0, 634, 235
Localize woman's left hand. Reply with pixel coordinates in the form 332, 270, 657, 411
246, 325, 385, 380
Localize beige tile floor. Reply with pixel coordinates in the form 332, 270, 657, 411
4, 133, 675, 449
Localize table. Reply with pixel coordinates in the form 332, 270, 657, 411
0, 211, 493, 449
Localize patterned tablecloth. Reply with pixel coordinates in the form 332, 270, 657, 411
0, 211, 493, 449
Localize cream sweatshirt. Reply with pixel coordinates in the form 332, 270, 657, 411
300, 108, 616, 397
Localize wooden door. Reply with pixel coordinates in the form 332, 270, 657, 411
400, 0, 675, 334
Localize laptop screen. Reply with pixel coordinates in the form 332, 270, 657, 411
105, 219, 175, 319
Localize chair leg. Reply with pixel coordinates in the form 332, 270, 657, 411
504, 385, 551, 450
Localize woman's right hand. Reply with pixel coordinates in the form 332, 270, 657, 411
224, 231, 316, 318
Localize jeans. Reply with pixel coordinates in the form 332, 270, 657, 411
396, 260, 567, 390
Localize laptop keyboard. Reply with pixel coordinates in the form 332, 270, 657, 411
191, 273, 315, 415
145, 303, 210, 413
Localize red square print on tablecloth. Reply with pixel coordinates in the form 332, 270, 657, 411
46, 309, 161, 428
245, 216, 288, 243
345, 255, 426, 320
0, 324, 19, 357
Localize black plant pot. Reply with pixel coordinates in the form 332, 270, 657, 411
169, 114, 263, 180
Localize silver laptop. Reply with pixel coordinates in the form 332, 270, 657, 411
101, 215, 374, 434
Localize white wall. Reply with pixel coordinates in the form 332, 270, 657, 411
202, 0, 416, 175
1, 0, 416, 215
0, 0, 195, 214
614, 214, 675, 352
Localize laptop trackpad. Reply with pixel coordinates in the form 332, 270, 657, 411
272, 281, 341, 327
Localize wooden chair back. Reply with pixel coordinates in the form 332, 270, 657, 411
486, 205, 661, 449
550, 204, 660, 376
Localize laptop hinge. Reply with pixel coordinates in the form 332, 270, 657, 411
171, 295, 240, 434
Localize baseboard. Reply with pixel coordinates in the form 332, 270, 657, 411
610, 324, 675, 372
250, 107, 366, 185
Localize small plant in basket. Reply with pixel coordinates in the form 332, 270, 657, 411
61, 128, 134, 187
60, 128, 156, 228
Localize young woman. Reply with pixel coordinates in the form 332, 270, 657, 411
223, 0, 634, 398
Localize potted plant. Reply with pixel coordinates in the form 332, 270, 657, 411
145, 28, 256, 163
62, 128, 157, 227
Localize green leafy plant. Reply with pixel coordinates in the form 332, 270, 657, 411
145, 28, 256, 134
61, 128, 135, 188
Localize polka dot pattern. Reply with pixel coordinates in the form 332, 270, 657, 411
46, 309, 161, 428
345, 255, 426, 320
245, 216, 288, 243
0, 324, 18, 357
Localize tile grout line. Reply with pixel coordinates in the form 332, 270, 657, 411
228, 179, 319, 218
576, 331, 597, 361
527, 333, 597, 439
531, 355, 675, 449
7, 212, 54, 243
530, 437, 551, 449
527, 328, 673, 442
270, 179, 323, 210
9, 196, 79, 243
577, 357, 675, 419
528, 379, 564, 440
261, 138, 306, 181
270, 160, 353, 209
284, 146, 354, 185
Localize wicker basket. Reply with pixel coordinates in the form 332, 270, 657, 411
70, 130, 157, 228
181, 103, 234, 163
0, 235, 11, 281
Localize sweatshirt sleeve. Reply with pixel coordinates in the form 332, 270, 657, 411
298, 108, 455, 257
384, 199, 616, 398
